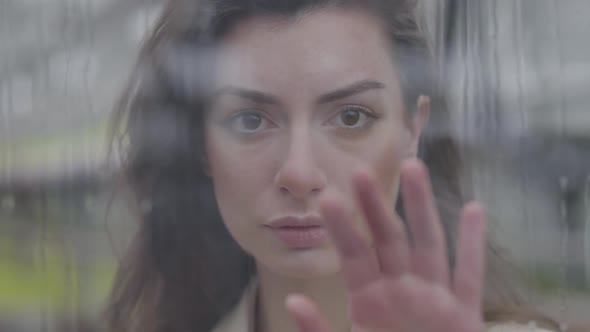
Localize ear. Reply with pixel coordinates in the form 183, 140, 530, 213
406, 95, 430, 157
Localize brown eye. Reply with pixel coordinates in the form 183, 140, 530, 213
326, 105, 377, 129
241, 113, 262, 131
227, 110, 273, 134
340, 109, 361, 126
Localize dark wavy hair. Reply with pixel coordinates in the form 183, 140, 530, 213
104, 0, 557, 331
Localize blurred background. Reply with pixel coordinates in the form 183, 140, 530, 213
0, 0, 588, 331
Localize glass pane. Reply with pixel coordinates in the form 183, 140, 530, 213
1, 0, 588, 331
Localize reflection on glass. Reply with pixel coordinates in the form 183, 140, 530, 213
0, 0, 588, 331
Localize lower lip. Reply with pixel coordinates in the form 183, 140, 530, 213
268, 226, 329, 249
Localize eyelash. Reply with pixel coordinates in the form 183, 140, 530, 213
224, 110, 275, 136
224, 105, 380, 136
325, 105, 380, 130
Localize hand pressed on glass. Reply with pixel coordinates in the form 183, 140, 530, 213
286, 159, 486, 332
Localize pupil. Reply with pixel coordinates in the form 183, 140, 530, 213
341, 110, 360, 126
242, 114, 262, 130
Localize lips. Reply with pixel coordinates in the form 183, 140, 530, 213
266, 216, 329, 249
267, 215, 323, 228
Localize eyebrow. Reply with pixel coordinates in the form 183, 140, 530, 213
317, 80, 386, 104
212, 79, 386, 105
212, 87, 280, 105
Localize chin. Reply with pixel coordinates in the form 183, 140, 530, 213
258, 245, 342, 279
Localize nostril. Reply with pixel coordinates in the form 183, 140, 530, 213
279, 185, 322, 196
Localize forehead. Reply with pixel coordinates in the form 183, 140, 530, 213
215, 8, 399, 94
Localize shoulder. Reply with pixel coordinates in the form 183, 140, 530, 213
487, 322, 560, 332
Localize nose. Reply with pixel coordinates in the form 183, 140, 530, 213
274, 131, 327, 200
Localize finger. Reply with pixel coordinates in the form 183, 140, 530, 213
401, 159, 450, 286
320, 196, 380, 291
453, 202, 486, 310
389, 277, 470, 332
353, 172, 410, 277
286, 294, 334, 332
349, 280, 407, 329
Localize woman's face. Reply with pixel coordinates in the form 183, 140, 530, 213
205, 8, 428, 278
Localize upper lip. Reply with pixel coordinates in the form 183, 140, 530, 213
266, 215, 324, 228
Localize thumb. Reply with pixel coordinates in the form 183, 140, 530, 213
286, 294, 334, 332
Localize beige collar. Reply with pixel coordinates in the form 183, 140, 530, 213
211, 278, 258, 332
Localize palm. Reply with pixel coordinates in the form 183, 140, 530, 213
287, 159, 486, 332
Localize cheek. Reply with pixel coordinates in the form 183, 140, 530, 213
205, 134, 247, 211
336, 122, 411, 243
204, 131, 273, 225
204, 138, 268, 253
366, 123, 412, 205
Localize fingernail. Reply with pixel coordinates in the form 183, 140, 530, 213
285, 294, 305, 311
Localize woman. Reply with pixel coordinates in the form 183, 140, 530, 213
105, 0, 561, 331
